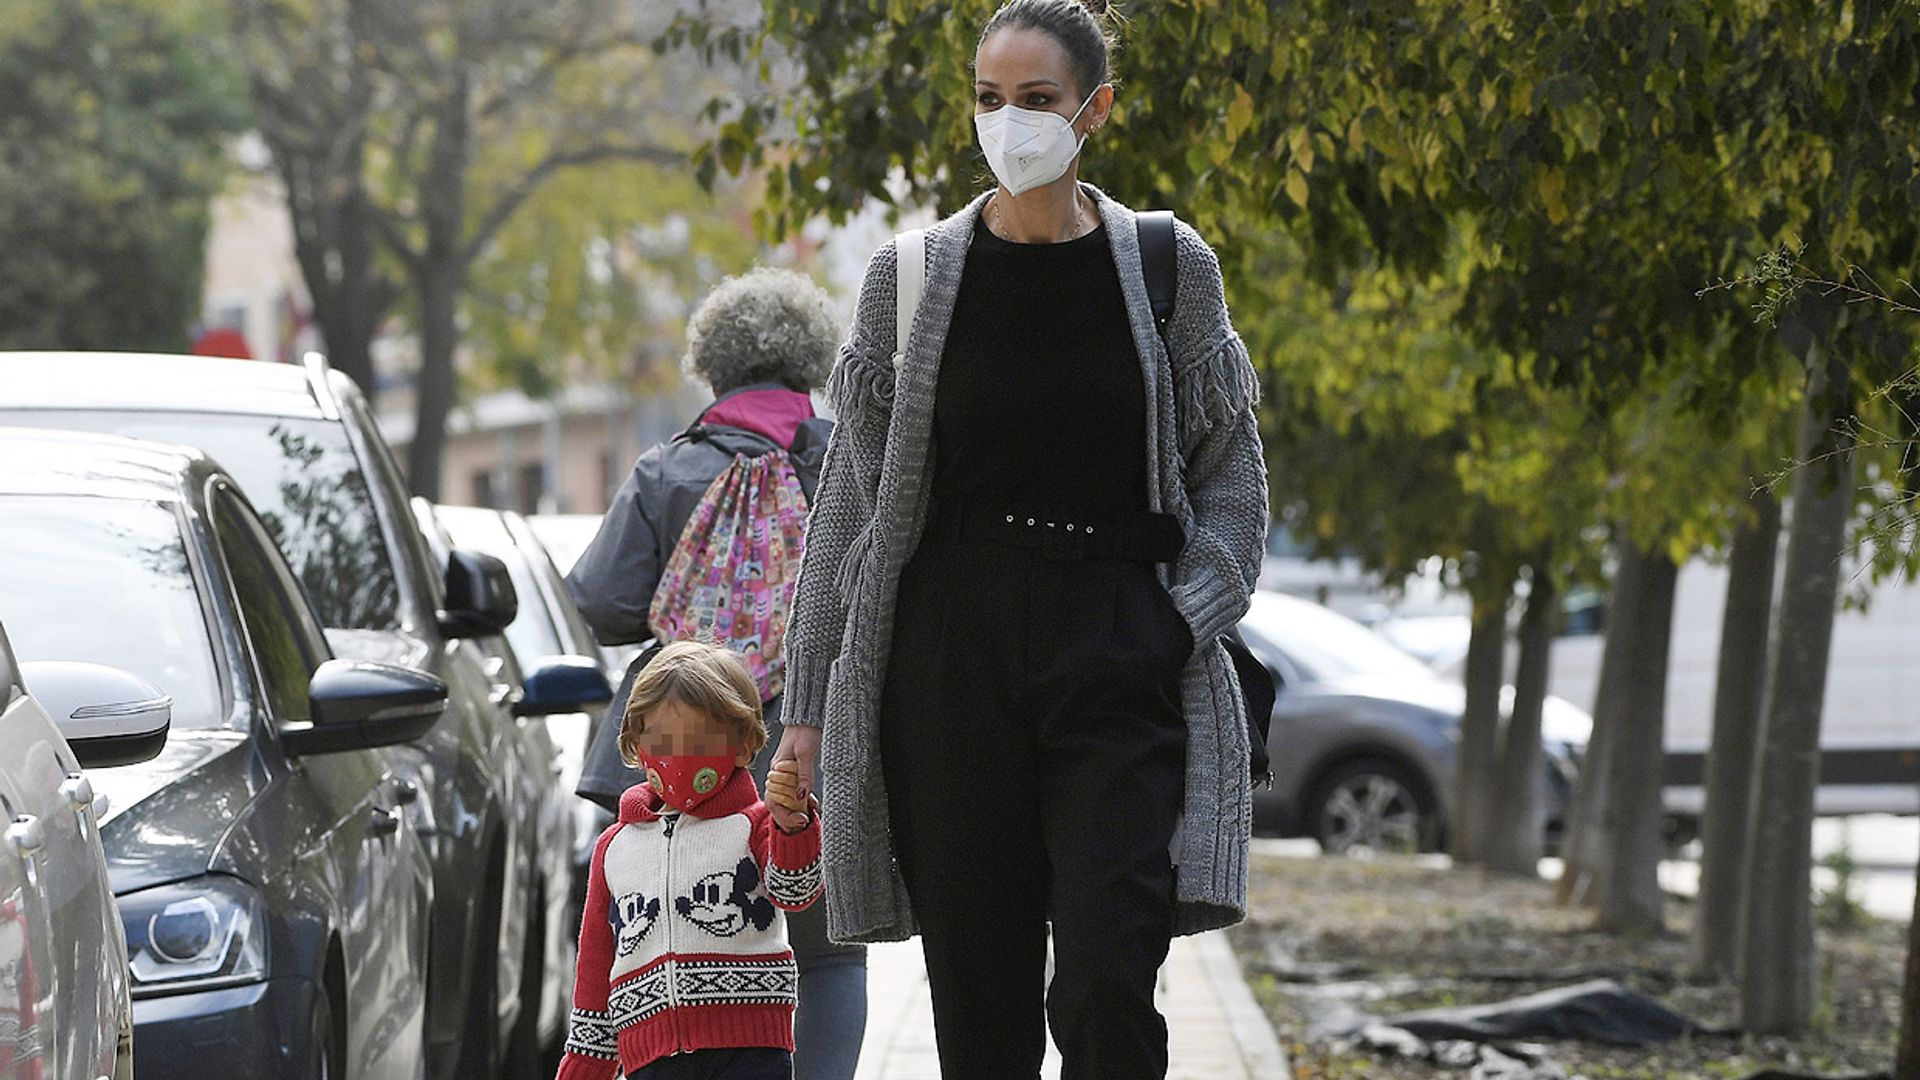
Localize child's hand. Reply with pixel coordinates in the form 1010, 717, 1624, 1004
767, 761, 814, 833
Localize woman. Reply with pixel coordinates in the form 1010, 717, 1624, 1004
566, 267, 868, 1080
772, 2, 1269, 1077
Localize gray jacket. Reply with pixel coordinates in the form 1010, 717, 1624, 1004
568, 384, 831, 647
784, 185, 1270, 943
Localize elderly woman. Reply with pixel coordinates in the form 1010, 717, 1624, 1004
566, 266, 866, 1080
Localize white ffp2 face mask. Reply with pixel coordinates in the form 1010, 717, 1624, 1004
974, 90, 1100, 197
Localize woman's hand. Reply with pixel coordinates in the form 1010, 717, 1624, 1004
768, 725, 821, 833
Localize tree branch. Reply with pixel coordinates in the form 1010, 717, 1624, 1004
369, 202, 426, 274
462, 141, 683, 266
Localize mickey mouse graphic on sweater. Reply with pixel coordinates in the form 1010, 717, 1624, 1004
557, 768, 821, 1079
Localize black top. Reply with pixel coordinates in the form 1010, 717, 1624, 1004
931, 211, 1148, 512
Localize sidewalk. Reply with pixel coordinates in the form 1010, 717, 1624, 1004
851, 930, 1289, 1079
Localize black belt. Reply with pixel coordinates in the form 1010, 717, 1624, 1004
931, 499, 1186, 563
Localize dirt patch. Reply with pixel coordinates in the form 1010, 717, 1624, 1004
1229, 853, 1906, 1078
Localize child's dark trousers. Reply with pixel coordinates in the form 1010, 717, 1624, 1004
626, 1046, 792, 1080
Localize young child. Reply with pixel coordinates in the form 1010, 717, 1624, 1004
557, 640, 821, 1080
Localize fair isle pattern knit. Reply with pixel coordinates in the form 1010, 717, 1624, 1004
765, 853, 822, 907
557, 771, 821, 1080
783, 184, 1269, 945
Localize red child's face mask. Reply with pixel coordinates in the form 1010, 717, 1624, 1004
644, 753, 738, 813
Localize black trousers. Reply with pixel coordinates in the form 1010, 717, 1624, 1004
878, 526, 1190, 1080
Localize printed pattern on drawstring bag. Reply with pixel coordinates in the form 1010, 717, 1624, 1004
647, 449, 810, 702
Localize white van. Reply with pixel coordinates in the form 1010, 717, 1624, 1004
1271, 547, 1920, 820
1548, 559, 1920, 819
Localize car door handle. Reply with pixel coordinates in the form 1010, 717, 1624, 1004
60, 773, 94, 812
369, 806, 402, 838
6, 814, 44, 856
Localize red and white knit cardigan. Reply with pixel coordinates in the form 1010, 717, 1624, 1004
555, 769, 821, 1080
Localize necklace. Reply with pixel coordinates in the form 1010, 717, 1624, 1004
989, 191, 1092, 243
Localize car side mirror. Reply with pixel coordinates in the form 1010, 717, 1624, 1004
281, 659, 448, 756
20, 661, 172, 768
515, 655, 614, 717
439, 549, 517, 639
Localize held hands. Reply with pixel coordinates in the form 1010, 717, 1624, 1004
766, 758, 818, 835
768, 725, 820, 834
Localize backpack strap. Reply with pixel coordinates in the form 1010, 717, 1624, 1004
1136, 209, 1177, 338
894, 228, 928, 369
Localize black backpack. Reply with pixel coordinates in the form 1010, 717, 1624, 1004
1137, 210, 1276, 788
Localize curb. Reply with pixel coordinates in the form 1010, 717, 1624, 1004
1191, 931, 1291, 1078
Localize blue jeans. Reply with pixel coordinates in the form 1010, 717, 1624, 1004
795, 958, 867, 1080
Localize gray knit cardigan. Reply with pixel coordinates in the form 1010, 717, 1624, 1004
784, 183, 1269, 943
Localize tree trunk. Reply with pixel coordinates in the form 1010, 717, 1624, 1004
1690, 485, 1782, 979
1595, 543, 1679, 934
1451, 596, 1510, 866
1487, 565, 1556, 875
408, 257, 462, 500
1558, 540, 1645, 905
1898, 838, 1919, 1079
275, 137, 390, 396
1741, 352, 1854, 1035
319, 182, 384, 394
404, 83, 473, 500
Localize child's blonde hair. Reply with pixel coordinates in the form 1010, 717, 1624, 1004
618, 641, 768, 769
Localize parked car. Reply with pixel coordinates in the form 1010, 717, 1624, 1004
0, 352, 601, 1080
429, 507, 614, 906
524, 513, 641, 674
0, 618, 164, 1080
0, 428, 445, 1080
521, 514, 603, 579
409, 500, 611, 1056
1239, 591, 1591, 854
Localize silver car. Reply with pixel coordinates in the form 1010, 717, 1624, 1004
0, 621, 169, 1080
1240, 591, 1591, 854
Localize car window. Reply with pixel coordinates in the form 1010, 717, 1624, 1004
510, 514, 601, 657
351, 394, 446, 611
211, 489, 322, 722
0, 410, 402, 630
0, 495, 227, 728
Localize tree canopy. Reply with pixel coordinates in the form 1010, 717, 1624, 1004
0, 0, 244, 351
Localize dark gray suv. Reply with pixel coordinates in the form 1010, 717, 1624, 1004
0, 352, 601, 1080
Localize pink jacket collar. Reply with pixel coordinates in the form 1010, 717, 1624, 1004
697, 386, 815, 449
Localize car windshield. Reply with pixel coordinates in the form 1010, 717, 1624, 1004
0, 495, 227, 729
2, 411, 401, 630
439, 512, 565, 663
1241, 596, 1438, 684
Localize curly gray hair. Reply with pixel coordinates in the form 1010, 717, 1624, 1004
682, 267, 840, 395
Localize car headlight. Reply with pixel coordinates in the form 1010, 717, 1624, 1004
118, 875, 266, 997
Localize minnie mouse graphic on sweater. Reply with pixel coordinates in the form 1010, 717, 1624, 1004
557, 767, 821, 1080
